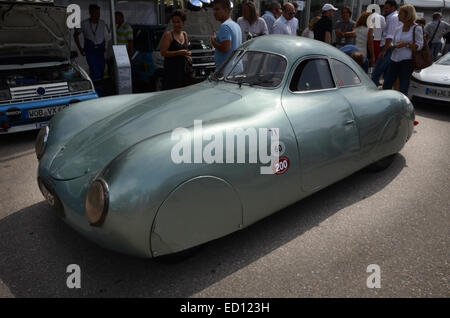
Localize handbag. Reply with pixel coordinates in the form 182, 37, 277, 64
182, 32, 194, 78
184, 57, 194, 77
412, 25, 433, 70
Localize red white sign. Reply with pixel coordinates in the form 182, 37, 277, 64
274, 157, 289, 175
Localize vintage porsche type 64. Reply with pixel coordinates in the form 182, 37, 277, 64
36, 36, 416, 258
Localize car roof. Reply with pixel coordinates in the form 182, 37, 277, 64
241, 35, 351, 63
241, 35, 376, 88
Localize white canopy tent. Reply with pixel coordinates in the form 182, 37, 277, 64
404, 0, 450, 8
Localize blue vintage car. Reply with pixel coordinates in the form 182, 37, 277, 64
36, 35, 416, 259
0, 2, 98, 134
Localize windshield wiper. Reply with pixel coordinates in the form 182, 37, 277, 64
208, 73, 219, 82
247, 78, 275, 87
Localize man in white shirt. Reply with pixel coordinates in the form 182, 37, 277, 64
367, 9, 386, 64
262, 2, 282, 34
371, 0, 402, 86
289, 2, 299, 36
74, 4, 110, 85
273, 3, 296, 35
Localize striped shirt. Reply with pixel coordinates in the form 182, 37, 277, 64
117, 22, 133, 46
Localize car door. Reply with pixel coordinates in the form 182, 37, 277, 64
281, 56, 361, 192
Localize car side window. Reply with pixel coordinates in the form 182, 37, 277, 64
289, 58, 335, 92
331, 59, 361, 87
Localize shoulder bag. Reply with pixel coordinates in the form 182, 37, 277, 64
412, 25, 433, 70
183, 32, 194, 78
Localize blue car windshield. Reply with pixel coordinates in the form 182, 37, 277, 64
212, 50, 287, 88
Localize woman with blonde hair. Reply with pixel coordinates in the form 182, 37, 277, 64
237, 1, 268, 42
301, 16, 320, 39
345, 11, 375, 67
382, 4, 423, 95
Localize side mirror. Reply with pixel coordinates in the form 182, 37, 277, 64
71, 51, 78, 59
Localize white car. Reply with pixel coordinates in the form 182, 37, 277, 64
409, 53, 450, 105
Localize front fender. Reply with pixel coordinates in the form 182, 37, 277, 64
151, 176, 243, 257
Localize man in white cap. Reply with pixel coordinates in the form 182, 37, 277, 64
313, 3, 338, 44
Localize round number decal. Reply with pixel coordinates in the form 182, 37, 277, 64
273, 157, 290, 175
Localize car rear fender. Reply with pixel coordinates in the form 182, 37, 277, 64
371, 112, 410, 163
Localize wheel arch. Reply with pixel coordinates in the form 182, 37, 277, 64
150, 175, 243, 257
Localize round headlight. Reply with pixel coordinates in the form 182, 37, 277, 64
85, 179, 109, 226
35, 126, 49, 160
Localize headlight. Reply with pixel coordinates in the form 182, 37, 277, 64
68, 80, 92, 92
35, 126, 49, 160
85, 178, 109, 226
0, 89, 11, 101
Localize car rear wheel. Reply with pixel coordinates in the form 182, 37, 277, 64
366, 154, 397, 172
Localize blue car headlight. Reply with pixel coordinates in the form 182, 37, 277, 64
85, 178, 109, 226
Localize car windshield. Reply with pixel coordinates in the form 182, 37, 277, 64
212, 50, 287, 88
436, 53, 450, 65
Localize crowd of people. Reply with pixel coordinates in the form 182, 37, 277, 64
74, 1, 450, 96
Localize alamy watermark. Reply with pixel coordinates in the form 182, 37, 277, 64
366, 264, 381, 289
66, 264, 81, 289
9, 1, 81, 28
171, 120, 286, 175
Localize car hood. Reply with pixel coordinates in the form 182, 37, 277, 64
0, 3, 70, 63
49, 83, 244, 180
412, 64, 450, 85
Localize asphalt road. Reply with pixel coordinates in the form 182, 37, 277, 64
0, 102, 448, 298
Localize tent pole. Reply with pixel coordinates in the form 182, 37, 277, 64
110, 0, 117, 44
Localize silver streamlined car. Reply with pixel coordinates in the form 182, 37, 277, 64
36, 35, 416, 258
409, 52, 450, 105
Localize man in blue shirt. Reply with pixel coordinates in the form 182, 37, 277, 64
262, 1, 282, 34
211, 0, 242, 69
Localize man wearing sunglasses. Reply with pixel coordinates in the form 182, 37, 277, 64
273, 3, 296, 35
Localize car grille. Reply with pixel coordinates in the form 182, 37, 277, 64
410, 77, 450, 89
0, 82, 91, 106
191, 49, 215, 68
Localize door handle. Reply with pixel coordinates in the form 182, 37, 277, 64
345, 120, 355, 125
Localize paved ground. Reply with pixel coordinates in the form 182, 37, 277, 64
0, 102, 448, 298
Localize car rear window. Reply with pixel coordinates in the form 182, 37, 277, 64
289, 59, 335, 92
331, 59, 361, 87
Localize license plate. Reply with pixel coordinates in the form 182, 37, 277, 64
28, 105, 66, 119
426, 88, 450, 97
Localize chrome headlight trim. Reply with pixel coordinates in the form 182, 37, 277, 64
35, 126, 49, 160
85, 178, 110, 227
